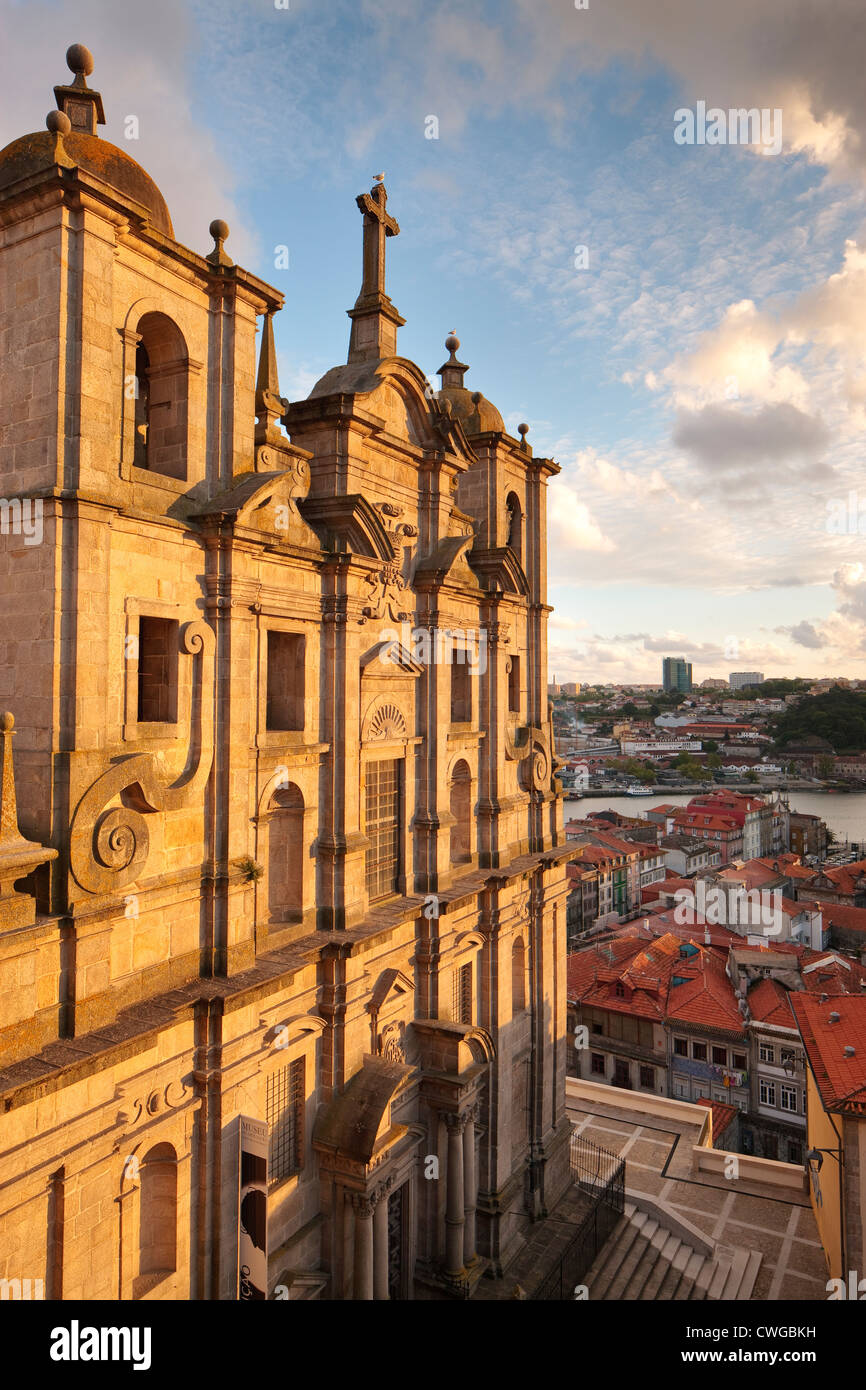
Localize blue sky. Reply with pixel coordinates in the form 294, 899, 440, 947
4, 0, 866, 683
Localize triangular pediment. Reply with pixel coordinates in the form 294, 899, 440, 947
360, 640, 424, 676
413, 534, 480, 592
368, 967, 414, 1015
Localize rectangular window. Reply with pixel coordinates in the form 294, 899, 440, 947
364, 759, 401, 901
692, 1042, 707, 1062
673, 1037, 687, 1057
673, 1077, 687, 1098
450, 660, 472, 723
266, 1057, 305, 1183
759, 1042, 775, 1064
137, 617, 179, 723
591, 1052, 605, 1076
508, 655, 521, 713
733, 1052, 747, 1070
712, 1046, 727, 1066
453, 962, 473, 1024
266, 631, 305, 731
639, 1065, 654, 1089
780, 1084, 798, 1112
759, 1079, 776, 1107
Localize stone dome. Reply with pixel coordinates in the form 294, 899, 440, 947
435, 334, 504, 435
437, 384, 505, 435
0, 129, 174, 238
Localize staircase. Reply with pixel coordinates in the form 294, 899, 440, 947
583, 1201, 762, 1301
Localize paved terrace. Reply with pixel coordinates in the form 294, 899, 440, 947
567, 1079, 828, 1300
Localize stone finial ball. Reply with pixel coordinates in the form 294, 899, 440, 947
46, 110, 72, 135
445, 333, 460, 354
66, 44, 94, 77
518, 422, 530, 436
471, 391, 482, 404
0, 713, 14, 732
209, 219, 230, 243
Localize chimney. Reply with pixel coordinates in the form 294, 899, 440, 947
829, 1011, 841, 1023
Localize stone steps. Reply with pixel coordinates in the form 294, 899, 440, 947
583, 1202, 762, 1301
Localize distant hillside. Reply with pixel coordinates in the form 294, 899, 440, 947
770, 687, 866, 751
727, 678, 811, 700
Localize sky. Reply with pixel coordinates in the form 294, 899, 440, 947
3, 0, 866, 684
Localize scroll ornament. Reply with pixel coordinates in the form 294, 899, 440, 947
69, 621, 215, 896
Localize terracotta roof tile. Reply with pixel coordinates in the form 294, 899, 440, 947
791, 994, 866, 1113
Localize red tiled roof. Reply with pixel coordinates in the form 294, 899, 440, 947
799, 950, 866, 995
695, 1095, 739, 1143
747, 977, 795, 1027
674, 811, 742, 832
816, 902, 866, 933
791, 994, 866, 1113
808, 859, 866, 896
586, 831, 643, 857
666, 948, 746, 1035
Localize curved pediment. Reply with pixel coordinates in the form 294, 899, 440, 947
306, 355, 476, 460
467, 545, 530, 596
312, 1054, 412, 1164
299, 493, 406, 561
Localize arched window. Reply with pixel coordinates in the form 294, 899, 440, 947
133, 343, 150, 469
267, 784, 304, 922
134, 312, 189, 479
449, 760, 472, 865
139, 1142, 177, 1281
512, 936, 526, 1013
505, 492, 523, 563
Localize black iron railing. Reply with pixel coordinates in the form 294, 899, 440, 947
533, 1136, 625, 1300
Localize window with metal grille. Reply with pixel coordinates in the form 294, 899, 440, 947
453, 961, 473, 1024
266, 1057, 304, 1183
365, 759, 401, 901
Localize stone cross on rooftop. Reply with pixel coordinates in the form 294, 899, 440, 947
347, 178, 406, 364
356, 178, 399, 304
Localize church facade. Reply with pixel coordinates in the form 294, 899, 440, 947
0, 47, 572, 1300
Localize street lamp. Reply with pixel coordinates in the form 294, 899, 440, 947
806, 1146, 843, 1171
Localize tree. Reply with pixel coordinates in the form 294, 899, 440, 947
703, 739, 718, 753
817, 755, 835, 779
706, 752, 721, 769
745, 769, 759, 783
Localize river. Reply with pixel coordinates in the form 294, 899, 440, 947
562, 790, 866, 846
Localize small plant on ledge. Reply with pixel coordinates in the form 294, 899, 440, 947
235, 856, 264, 883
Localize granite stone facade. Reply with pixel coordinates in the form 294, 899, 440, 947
0, 47, 571, 1300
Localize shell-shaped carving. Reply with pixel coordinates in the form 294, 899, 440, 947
367, 702, 407, 741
